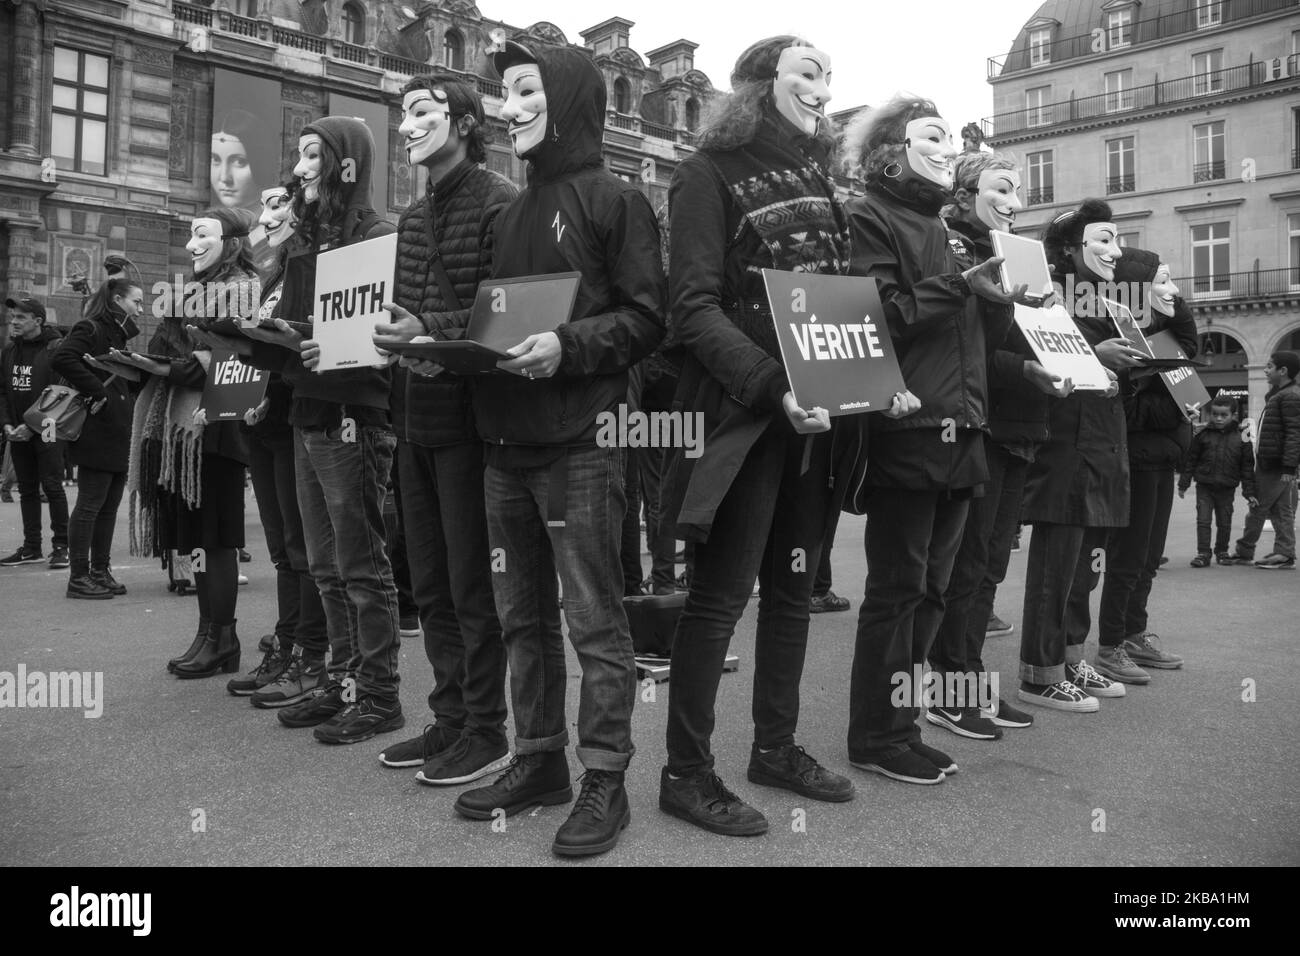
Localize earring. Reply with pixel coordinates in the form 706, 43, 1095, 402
883, 162, 902, 179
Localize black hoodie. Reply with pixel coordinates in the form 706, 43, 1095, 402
1, 325, 64, 431
461, 45, 665, 460
250, 116, 397, 430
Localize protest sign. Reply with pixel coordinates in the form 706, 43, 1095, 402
200, 349, 268, 421
1148, 330, 1212, 419
311, 232, 396, 372
1013, 303, 1112, 392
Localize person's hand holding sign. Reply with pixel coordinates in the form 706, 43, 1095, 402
1024, 359, 1074, 398
782, 391, 830, 434
373, 303, 426, 354
963, 257, 1031, 306
883, 390, 922, 419
498, 332, 562, 379
1093, 337, 1147, 370
244, 397, 270, 427
241, 317, 303, 351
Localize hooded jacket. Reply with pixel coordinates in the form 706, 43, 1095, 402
1179, 420, 1255, 497
1255, 379, 1300, 474
393, 157, 518, 448
252, 116, 397, 430
50, 307, 137, 472
448, 45, 665, 455
0, 325, 64, 431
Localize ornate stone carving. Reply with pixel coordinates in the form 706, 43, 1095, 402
169, 84, 194, 179
519, 21, 567, 46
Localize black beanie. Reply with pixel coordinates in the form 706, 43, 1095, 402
1044, 198, 1113, 264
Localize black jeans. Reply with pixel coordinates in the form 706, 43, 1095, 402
620, 447, 643, 595
638, 444, 676, 591
9, 437, 68, 551
932, 441, 1029, 692
1019, 524, 1106, 684
1100, 467, 1173, 647
67, 467, 125, 576
1195, 483, 1236, 556
399, 440, 507, 739
385, 450, 418, 622
248, 428, 326, 653
848, 488, 969, 762
812, 510, 839, 598
667, 423, 832, 776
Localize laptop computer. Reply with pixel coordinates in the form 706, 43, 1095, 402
991, 231, 1054, 305
1102, 298, 1207, 369
385, 272, 581, 375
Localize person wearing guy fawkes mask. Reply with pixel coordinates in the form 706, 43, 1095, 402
438, 40, 665, 858
369, 72, 519, 787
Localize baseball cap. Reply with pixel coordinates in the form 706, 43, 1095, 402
4, 296, 46, 321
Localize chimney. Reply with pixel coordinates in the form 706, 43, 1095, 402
646, 39, 698, 80
580, 17, 635, 55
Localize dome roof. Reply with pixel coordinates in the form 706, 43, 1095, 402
1002, 0, 1186, 64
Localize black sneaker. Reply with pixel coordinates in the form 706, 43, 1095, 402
48, 547, 70, 570
910, 741, 958, 775
985, 613, 1014, 637
276, 678, 344, 726
981, 695, 1034, 728
253, 654, 326, 709
398, 614, 420, 638
850, 748, 945, 785
924, 705, 1003, 741
66, 573, 114, 600
313, 695, 405, 745
1215, 552, 1234, 566
552, 770, 631, 857
747, 743, 854, 802
416, 730, 512, 785
658, 767, 768, 836
379, 722, 462, 768
1, 546, 42, 566
1190, 553, 1211, 568
226, 643, 290, 696
809, 590, 851, 613
454, 751, 573, 820
239, 548, 252, 563
90, 567, 126, 595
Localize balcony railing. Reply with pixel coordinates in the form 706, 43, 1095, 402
272, 25, 326, 54
1174, 268, 1300, 301
984, 61, 1282, 139
1027, 187, 1054, 206
1106, 175, 1135, 194
225, 12, 259, 39
1193, 160, 1227, 183
173, 1, 211, 27
987, 0, 1294, 78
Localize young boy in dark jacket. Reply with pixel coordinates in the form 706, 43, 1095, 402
1230, 350, 1300, 569
1179, 396, 1255, 566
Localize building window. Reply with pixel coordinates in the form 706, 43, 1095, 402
1192, 49, 1224, 95
1026, 86, 1050, 128
443, 29, 464, 71
1026, 150, 1054, 205
231, 0, 258, 16
1195, 0, 1223, 29
1118, 231, 1139, 248
341, 3, 365, 45
1104, 69, 1133, 112
51, 47, 109, 176
1029, 28, 1052, 66
685, 97, 700, 132
613, 77, 631, 114
1193, 121, 1225, 181
1107, 9, 1133, 49
1293, 108, 1300, 170
1289, 214, 1300, 290
1106, 137, 1135, 193
1190, 222, 1231, 297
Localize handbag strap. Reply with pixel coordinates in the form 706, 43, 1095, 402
423, 192, 463, 313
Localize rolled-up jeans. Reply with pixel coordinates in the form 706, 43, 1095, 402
295, 424, 400, 700
484, 445, 635, 772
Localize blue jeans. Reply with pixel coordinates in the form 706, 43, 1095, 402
295, 424, 401, 700
484, 446, 635, 772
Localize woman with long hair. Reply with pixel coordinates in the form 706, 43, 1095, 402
118, 207, 261, 677
659, 36, 917, 836
50, 275, 145, 598
841, 95, 1026, 785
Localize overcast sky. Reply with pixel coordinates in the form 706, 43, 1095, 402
481, 0, 1046, 134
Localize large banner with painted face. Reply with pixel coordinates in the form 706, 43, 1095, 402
211, 70, 283, 215
763, 270, 907, 416
329, 93, 390, 222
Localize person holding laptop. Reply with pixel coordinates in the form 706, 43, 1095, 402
435, 40, 664, 857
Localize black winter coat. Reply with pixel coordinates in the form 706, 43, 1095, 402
461, 44, 665, 450
49, 309, 136, 472
1179, 422, 1256, 497
1123, 295, 1197, 471
0, 325, 64, 430
394, 158, 517, 447
1254, 380, 1300, 474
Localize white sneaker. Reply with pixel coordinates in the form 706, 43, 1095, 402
1067, 659, 1126, 698
1017, 680, 1100, 712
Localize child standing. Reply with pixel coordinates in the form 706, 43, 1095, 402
1178, 396, 1255, 567
1229, 351, 1300, 569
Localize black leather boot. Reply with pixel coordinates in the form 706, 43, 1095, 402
454, 751, 572, 819
167, 618, 209, 672
175, 621, 241, 679
66, 573, 113, 600
91, 566, 127, 595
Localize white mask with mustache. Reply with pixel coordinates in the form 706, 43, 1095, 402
1079, 221, 1121, 281
772, 46, 832, 137
501, 64, 547, 159
904, 117, 957, 190
186, 217, 224, 274
258, 187, 295, 249
294, 133, 324, 203
1150, 263, 1178, 317
400, 88, 452, 166
974, 168, 1022, 233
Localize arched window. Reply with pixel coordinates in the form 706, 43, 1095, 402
443, 29, 464, 70
342, 3, 365, 45
300, 0, 328, 36
684, 97, 700, 132
613, 77, 631, 114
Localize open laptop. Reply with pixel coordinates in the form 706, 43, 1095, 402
990, 231, 1054, 305
386, 272, 581, 374
1102, 297, 1207, 369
